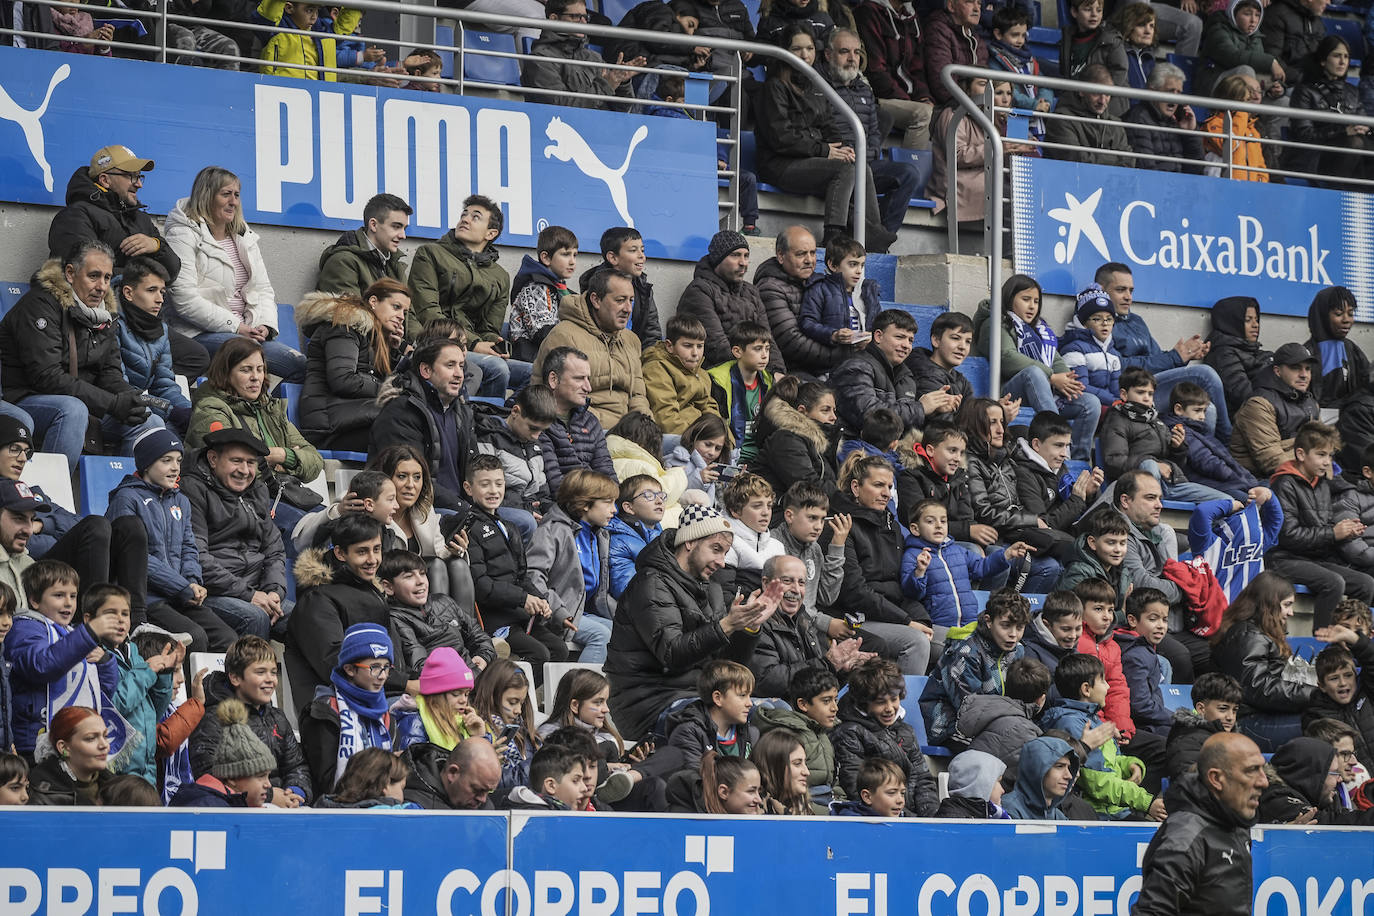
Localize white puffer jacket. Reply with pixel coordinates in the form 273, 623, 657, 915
163, 198, 277, 338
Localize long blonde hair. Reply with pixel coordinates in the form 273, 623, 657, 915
418, 692, 466, 746
184, 166, 247, 236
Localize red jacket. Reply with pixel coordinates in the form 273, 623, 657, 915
851, 0, 930, 102
1078, 627, 1136, 739
1163, 557, 1229, 638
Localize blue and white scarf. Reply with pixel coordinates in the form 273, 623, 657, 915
329, 671, 391, 787
34, 615, 101, 720
159, 700, 194, 804
1010, 313, 1058, 368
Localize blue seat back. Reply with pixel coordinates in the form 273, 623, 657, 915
464, 30, 521, 86
276, 304, 300, 352
1161, 683, 1191, 712
888, 147, 934, 200
278, 382, 302, 427
434, 24, 455, 79
79, 456, 134, 516
883, 302, 947, 348
0, 281, 29, 315
957, 356, 990, 397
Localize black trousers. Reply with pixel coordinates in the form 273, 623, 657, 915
502, 618, 569, 683
148, 601, 238, 653
167, 328, 210, 379
42, 516, 150, 626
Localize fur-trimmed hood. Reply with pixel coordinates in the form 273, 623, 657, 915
763, 393, 830, 455
295, 290, 374, 339
33, 258, 119, 314
293, 547, 337, 588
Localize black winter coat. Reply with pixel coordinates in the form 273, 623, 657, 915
401, 741, 496, 810
578, 260, 662, 347
181, 450, 286, 601
389, 594, 495, 676
539, 403, 616, 498
897, 447, 975, 535
1133, 773, 1255, 916
0, 259, 135, 415
1122, 102, 1205, 173
823, 489, 930, 624
965, 440, 1041, 534
831, 692, 939, 816
605, 533, 762, 740
297, 294, 391, 443
1164, 707, 1227, 781
1301, 634, 1374, 769
754, 257, 842, 375
1010, 442, 1088, 530
1288, 76, 1369, 178
464, 505, 542, 631
285, 548, 405, 700
1205, 295, 1272, 415
831, 342, 924, 433
906, 347, 975, 424
675, 258, 782, 372
748, 607, 831, 699
48, 167, 181, 279
753, 395, 839, 497
1212, 620, 1320, 714
1258, 737, 1374, 825
1306, 286, 1373, 408
757, 0, 835, 46
603, 0, 697, 68
1270, 463, 1340, 557
755, 73, 835, 183
823, 65, 881, 161
1099, 401, 1185, 481
190, 671, 313, 801
369, 369, 477, 510
1261, 0, 1326, 82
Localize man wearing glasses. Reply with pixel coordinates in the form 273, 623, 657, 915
47, 145, 210, 379
522, 0, 643, 111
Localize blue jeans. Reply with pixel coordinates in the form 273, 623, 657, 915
465, 351, 531, 400
872, 157, 920, 233
1153, 365, 1230, 439
100, 411, 166, 455
18, 394, 89, 473
572, 613, 611, 664
496, 507, 536, 542
196, 332, 306, 383
1139, 458, 1233, 505
1002, 367, 1100, 461
204, 594, 293, 640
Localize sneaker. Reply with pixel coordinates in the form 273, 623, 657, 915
742, 225, 761, 236
493, 638, 511, 659
597, 770, 635, 804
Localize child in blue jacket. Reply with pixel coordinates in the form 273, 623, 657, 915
900, 498, 1029, 630
1112, 587, 1174, 735
987, 6, 1054, 142
919, 589, 1030, 747
1163, 382, 1261, 501
5, 558, 122, 755
1059, 286, 1123, 408
799, 238, 881, 348
115, 258, 192, 433
105, 430, 206, 613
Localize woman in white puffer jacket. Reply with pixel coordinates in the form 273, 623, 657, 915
164, 165, 304, 382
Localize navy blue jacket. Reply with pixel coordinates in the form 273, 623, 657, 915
1112, 311, 1184, 374
106, 473, 201, 603
115, 316, 191, 415
1163, 412, 1260, 500
799, 271, 882, 346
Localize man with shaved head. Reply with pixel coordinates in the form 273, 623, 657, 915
1133, 732, 1268, 916
404, 737, 502, 810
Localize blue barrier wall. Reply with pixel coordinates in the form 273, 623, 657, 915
0, 47, 719, 259
1010, 156, 1374, 319
0, 811, 1368, 916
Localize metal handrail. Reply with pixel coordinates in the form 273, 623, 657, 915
0, 0, 869, 243
942, 62, 1374, 395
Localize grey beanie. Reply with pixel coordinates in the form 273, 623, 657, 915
211, 698, 276, 780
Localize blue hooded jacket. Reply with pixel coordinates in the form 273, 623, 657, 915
106, 473, 202, 604
607, 514, 662, 599
1162, 411, 1259, 500
798, 271, 882, 346
1001, 735, 1080, 820
1059, 325, 1123, 407
900, 535, 1011, 627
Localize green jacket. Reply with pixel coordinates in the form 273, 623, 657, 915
972, 299, 1067, 382
1058, 534, 1128, 606
316, 228, 408, 296
707, 360, 774, 464
186, 385, 324, 483
408, 233, 509, 341
1199, 11, 1279, 94
752, 704, 840, 813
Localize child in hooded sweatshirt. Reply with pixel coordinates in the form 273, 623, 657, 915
1205, 295, 1273, 417
508, 226, 577, 362
300, 622, 397, 799
900, 498, 1029, 639
934, 749, 1012, 818
920, 590, 1030, 747
1307, 286, 1374, 466
754, 664, 843, 813
1040, 654, 1165, 820
5, 559, 121, 757
1000, 734, 1080, 820
1198, 0, 1288, 95
1059, 286, 1124, 409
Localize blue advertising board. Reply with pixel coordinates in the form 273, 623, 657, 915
0, 46, 718, 258
1010, 157, 1374, 318
1, 809, 1372, 915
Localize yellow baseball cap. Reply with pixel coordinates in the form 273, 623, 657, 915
89, 144, 155, 179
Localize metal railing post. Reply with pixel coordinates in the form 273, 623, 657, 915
728, 52, 743, 230
1225, 110, 1235, 179
156, 0, 168, 64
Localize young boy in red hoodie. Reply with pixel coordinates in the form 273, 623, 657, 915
1071, 577, 1135, 740
1268, 420, 1374, 630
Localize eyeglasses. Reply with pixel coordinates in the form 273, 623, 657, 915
355, 663, 393, 676
635, 490, 668, 503
108, 170, 145, 184
1337, 750, 1359, 759
3, 444, 32, 459
1086, 314, 1115, 324
556, 11, 589, 20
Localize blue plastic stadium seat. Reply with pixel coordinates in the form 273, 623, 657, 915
599, 0, 637, 22
1027, 26, 1060, 69
1287, 636, 1328, 661
278, 382, 302, 427
957, 356, 990, 397
1166, 52, 1198, 91
1325, 17, 1363, 64
79, 455, 134, 516
887, 147, 936, 205
1064, 459, 1090, 477
973, 589, 989, 609
0, 281, 29, 315
903, 676, 953, 757
464, 30, 521, 86
883, 301, 947, 345
276, 304, 300, 352
1161, 683, 1191, 712
1024, 593, 1045, 611
1162, 499, 1196, 512
318, 450, 368, 463
434, 25, 455, 79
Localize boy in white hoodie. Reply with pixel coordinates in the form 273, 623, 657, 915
722, 473, 784, 594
